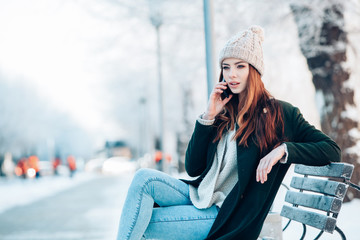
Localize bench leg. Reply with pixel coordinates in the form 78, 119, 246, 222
314, 230, 324, 240
300, 223, 306, 240
335, 226, 346, 240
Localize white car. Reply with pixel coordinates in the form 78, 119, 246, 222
85, 158, 105, 173
102, 157, 137, 175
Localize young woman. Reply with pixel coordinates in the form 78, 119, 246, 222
117, 26, 341, 240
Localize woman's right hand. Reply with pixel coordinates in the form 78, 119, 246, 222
203, 81, 233, 120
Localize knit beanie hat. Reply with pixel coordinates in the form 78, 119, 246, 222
219, 25, 265, 76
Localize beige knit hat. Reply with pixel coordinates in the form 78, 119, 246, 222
219, 25, 265, 76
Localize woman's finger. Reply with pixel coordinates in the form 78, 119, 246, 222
222, 94, 233, 104
261, 170, 266, 183
214, 85, 227, 90
266, 159, 273, 174
262, 169, 267, 182
257, 160, 265, 182
259, 157, 271, 183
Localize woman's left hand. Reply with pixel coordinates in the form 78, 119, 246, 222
256, 144, 286, 184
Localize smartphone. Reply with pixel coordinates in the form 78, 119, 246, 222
221, 78, 232, 100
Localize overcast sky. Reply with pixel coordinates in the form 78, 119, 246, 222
0, 1, 123, 140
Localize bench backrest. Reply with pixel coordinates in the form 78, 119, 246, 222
280, 162, 354, 233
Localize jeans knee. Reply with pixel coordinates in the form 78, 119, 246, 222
132, 168, 160, 187
134, 168, 159, 181
129, 168, 160, 197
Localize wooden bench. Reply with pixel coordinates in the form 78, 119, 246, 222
280, 162, 355, 240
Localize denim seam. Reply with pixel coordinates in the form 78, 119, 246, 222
150, 216, 217, 223
126, 177, 189, 239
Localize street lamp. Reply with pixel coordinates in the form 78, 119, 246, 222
203, 0, 216, 98
138, 96, 147, 159
149, 0, 165, 171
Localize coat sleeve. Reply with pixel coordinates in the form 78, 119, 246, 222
185, 121, 215, 177
284, 104, 341, 166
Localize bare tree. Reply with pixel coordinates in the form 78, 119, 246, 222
291, 0, 360, 200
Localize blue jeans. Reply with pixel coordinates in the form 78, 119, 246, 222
117, 168, 219, 240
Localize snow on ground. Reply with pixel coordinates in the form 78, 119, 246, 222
0, 172, 95, 214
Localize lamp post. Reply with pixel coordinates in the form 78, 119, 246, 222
203, 0, 216, 98
149, 1, 165, 171
138, 96, 147, 159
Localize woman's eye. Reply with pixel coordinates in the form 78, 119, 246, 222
237, 65, 244, 68
222, 66, 229, 70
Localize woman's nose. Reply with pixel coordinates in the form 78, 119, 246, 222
229, 68, 236, 78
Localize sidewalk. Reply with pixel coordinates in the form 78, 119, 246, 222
0, 172, 95, 214
0, 172, 134, 240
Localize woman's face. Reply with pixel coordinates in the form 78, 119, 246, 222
222, 58, 249, 95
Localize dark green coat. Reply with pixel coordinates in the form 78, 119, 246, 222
184, 100, 341, 240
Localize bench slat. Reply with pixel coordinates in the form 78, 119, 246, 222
290, 176, 347, 198
294, 163, 354, 180
280, 205, 336, 233
284, 191, 342, 213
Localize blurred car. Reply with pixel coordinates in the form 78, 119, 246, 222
102, 156, 137, 175
85, 158, 105, 173
39, 161, 54, 176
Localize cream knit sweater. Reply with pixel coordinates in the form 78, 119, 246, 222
189, 116, 238, 209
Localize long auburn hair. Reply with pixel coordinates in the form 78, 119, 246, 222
214, 65, 286, 156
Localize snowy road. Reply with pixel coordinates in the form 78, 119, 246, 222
0, 173, 133, 240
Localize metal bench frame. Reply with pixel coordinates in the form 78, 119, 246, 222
280, 162, 356, 240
